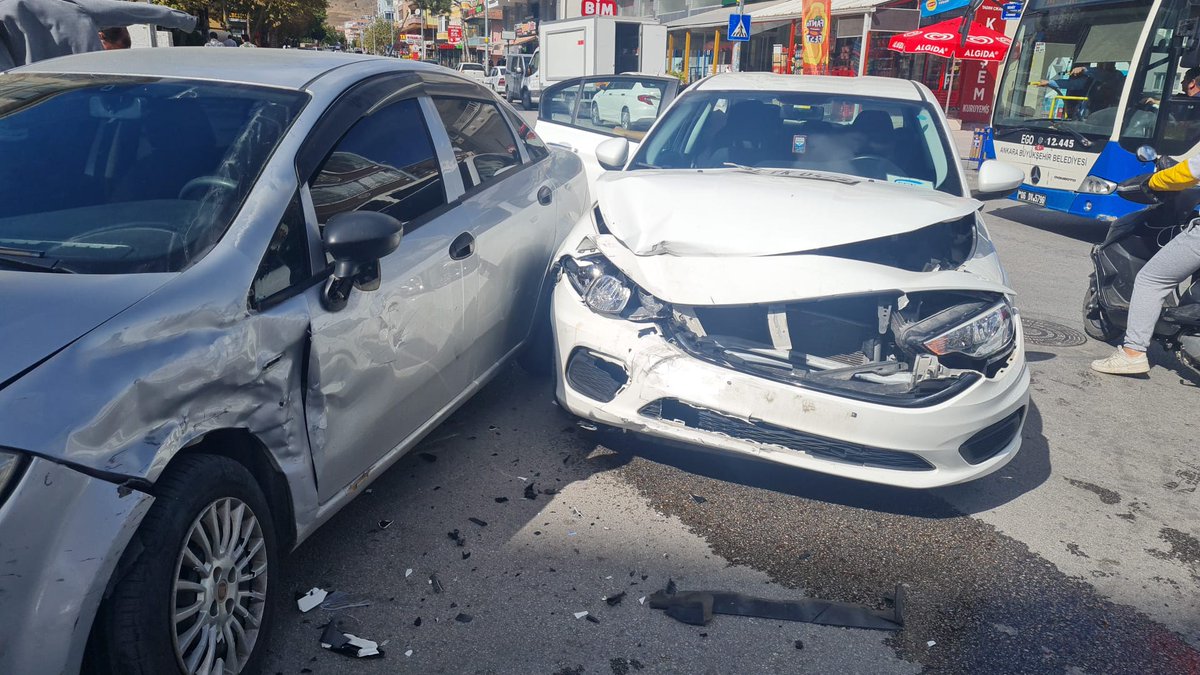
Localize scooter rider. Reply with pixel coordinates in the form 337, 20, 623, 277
1092, 156, 1200, 375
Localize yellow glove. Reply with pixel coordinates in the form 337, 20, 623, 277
1148, 156, 1200, 191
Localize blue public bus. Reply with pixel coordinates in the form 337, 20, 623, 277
989, 0, 1200, 220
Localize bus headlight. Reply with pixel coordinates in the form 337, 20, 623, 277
1079, 176, 1117, 195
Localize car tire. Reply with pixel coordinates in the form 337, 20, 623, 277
620, 108, 631, 130
1083, 280, 1120, 343
591, 102, 602, 126
97, 454, 279, 675
522, 88, 533, 110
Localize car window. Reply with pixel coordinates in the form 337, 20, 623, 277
542, 83, 581, 124
632, 91, 963, 196
432, 97, 522, 189
250, 191, 310, 308
557, 77, 669, 140
0, 74, 306, 274
502, 106, 550, 161
310, 97, 446, 227
460, 63, 484, 72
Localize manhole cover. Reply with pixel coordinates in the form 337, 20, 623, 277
1023, 317, 1087, 347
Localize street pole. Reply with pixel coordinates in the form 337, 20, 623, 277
484, 3, 489, 67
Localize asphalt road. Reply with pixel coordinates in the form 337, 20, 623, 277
261, 128, 1200, 674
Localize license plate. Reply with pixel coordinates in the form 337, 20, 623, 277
1017, 189, 1047, 206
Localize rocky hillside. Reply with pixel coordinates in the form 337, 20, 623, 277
327, 0, 374, 27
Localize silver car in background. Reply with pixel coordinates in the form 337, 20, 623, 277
0, 49, 586, 674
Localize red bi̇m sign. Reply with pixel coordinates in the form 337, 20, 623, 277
581, 0, 616, 16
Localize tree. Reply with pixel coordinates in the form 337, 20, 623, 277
412, 0, 452, 59
157, 0, 330, 47
361, 16, 402, 55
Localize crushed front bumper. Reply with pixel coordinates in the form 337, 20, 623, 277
0, 457, 153, 674
552, 281, 1030, 489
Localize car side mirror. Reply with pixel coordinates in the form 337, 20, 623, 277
1136, 145, 1159, 163
595, 137, 630, 171
321, 211, 403, 311
972, 160, 1025, 201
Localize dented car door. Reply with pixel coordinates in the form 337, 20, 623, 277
302, 94, 470, 502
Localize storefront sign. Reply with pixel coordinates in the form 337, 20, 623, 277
516, 21, 537, 37
502, 30, 516, 40
581, 0, 617, 16
957, 59, 998, 122
801, 0, 830, 74
1001, 2, 1022, 20
448, 25, 463, 45
920, 0, 970, 18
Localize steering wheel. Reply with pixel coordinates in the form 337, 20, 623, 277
849, 154, 907, 179
178, 175, 238, 200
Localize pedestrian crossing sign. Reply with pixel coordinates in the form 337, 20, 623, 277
728, 14, 751, 42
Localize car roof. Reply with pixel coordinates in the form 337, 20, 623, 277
10, 48, 444, 91
694, 73, 925, 101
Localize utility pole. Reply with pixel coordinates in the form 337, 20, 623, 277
483, 3, 489, 67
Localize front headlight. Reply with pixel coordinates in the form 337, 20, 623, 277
924, 302, 1015, 359
0, 450, 25, 504
1079, 175, 1117, 195
560, 255, 667, 321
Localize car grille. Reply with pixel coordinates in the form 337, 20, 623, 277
566, 349, 628, 403
639, 398, 934, 472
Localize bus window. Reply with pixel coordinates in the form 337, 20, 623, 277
1119, 1, 1200, 156
994, 1, 1151, 138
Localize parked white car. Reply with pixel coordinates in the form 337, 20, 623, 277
549, 73, 1029, 488
485, 64, 508, 95
456, 61, 487, 83
588, 79, 663, 129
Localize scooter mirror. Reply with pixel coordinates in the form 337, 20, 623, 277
1136, 145, 1159, 163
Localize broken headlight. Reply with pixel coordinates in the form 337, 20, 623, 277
923, 301, 1014, 359
560, 255, 667, 321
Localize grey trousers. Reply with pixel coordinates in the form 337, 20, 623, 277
1125, 223, 1200, 351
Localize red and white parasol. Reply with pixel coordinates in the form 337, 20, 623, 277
888, 17, 1012, 108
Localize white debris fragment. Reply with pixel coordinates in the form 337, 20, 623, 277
639, 596, 647, 605
518, 476, 528, 481
405, 568, 413, 578
405, 649, 413, 658
994, 623, 1019, 636
605, 576, 613, 580
574, 611, 589, 620
296, 587, 328, 613
344, 634, 380, 657
927, 641, 937, 648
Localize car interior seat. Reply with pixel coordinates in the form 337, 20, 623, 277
697, 99, 783, 167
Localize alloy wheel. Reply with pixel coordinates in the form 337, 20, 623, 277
171, 497, 269, 674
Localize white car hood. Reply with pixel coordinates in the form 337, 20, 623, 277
595, 169, 981, 256
593, 235, 1012, 306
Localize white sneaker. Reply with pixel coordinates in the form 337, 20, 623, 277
1090, 347, 1150, 375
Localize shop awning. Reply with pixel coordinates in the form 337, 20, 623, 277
666, 0, 791, 29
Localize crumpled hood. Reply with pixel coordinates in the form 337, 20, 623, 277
595, 169, 981, 256
0, 271, 170, 389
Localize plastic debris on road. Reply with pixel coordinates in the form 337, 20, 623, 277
320, 616, 384, 659
320, 591, 371, 611
296, 587, 328, 613
574, 611, 589, 620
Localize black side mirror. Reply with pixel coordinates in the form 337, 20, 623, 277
321, 211, 403, 311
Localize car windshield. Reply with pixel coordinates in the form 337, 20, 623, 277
0, 74, 307, 274
630, 90, 963, 195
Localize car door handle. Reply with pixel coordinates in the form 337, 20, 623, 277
449, 232, 475, 260
537, 185, 554, 206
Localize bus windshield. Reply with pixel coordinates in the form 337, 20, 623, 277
993, 0, 1152, 142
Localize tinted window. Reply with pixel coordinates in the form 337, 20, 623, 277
433, 97, 521, 189
251, 192, 310, 307
311, 98, 445, 225
502, 106, 549, 161
0, 74, 306, 274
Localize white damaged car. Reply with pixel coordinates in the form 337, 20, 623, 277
548, 74, 1030, 488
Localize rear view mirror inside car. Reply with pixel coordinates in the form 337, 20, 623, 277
89, 95, 143, 120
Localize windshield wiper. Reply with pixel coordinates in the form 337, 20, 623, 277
720, 163, 859, 184
993, 123, 1094, 147
0, 246, 76, 273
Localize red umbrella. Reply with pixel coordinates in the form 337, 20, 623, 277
888, 17, 1011, 108
887, 17, 1011, 62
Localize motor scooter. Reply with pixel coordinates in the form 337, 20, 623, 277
1083, 145, 1200, 372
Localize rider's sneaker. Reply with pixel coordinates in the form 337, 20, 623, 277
1090, 347, 1150, 375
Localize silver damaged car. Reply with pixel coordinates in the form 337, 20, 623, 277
0, 49, 585, 674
